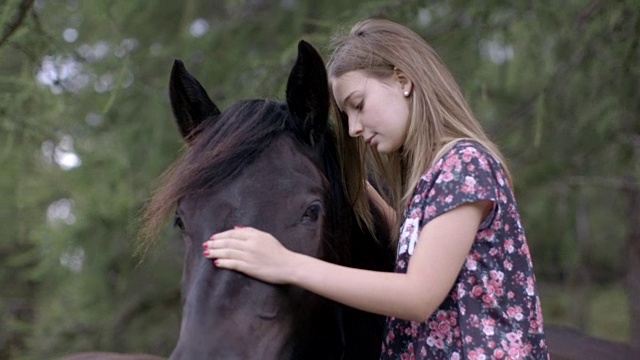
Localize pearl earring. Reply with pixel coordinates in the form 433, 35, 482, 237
403, 90, 410, 97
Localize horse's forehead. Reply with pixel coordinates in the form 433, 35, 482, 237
204, 134, 325, 203
236, 136, 327, 197
259, 135, 324, 183
180, 134, 326, 239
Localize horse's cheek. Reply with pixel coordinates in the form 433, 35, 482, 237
287, 226, 323, 256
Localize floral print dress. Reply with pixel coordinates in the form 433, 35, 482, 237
380, 141, 549, 360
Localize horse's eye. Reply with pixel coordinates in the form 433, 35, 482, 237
173, 216, 185, 230
302, 204, 322, 222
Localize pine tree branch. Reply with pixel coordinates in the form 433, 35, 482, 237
0, 0, 35, 49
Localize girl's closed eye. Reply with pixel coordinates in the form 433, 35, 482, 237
355, 100, 364, 111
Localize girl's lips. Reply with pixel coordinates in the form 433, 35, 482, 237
365, 134, 375, 144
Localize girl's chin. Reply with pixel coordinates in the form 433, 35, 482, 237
373, 142, 399, 154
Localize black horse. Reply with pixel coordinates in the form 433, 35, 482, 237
138, 41, 395, 359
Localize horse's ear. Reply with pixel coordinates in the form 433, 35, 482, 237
285, 40, 329, 144
169, 60, 221, 142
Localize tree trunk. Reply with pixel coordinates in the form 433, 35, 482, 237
623, 10, 640, 352
627, 176, 640, 352
571, 190, 591, 330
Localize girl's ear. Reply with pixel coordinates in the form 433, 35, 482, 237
394, 68, 413, 96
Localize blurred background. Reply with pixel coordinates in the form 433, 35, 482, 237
1, 0, 638, 358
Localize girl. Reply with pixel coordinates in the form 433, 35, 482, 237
204, 18, 549, 359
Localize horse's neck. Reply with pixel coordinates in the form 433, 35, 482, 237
292, 299, 344, 360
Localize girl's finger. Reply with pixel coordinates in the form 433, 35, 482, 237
209, 226, 254, 240
209, 230, 240, 241
204, 238, 245, 250
212, 258, 245, 271
205, 248, 245, 260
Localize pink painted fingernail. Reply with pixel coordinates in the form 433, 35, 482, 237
234, 225, 244, 229
214, 259, 219, 266
202, 242, 208, 249
203, 250, 210, 256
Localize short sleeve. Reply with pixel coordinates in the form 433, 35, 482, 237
422, 143, 500, 229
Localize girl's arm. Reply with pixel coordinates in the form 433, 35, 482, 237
366, 181, 396, 229
206, 200, 489, 322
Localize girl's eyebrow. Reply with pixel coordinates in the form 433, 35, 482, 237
345, 90, 358, 102
342, 90, 357, 108
339, 78, 367, 110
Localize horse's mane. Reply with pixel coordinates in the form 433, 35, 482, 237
138, 98, 357, 264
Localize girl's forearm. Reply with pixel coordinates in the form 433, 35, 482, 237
287, 252, 436, 322
366, 182, 396, 229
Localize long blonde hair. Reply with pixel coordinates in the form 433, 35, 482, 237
327, 18, 512, 240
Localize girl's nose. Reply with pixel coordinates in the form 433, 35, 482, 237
348, 116, 363, 138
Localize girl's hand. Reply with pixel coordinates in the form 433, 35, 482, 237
203, 227, 297, 284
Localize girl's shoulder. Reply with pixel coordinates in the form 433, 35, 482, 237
421, 139, 509, 193
431, 139, 502, 172
447, 139, 496, 160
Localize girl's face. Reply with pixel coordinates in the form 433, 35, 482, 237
331, 70, 411, 154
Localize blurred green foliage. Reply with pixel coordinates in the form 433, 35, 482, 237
1, 0, 638, 358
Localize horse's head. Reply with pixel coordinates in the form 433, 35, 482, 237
142, 40, 393, 360
159, 41, 350, 359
